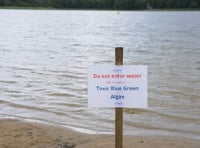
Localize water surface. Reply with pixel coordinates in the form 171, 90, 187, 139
0, 10, 200, 139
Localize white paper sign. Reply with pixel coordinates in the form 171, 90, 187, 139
88, 65, 148, 108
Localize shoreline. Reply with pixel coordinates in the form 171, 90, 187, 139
0, 118, 199, 148
0, 7, 200, 11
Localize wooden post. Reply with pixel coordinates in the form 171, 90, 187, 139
115, 47, 123, 148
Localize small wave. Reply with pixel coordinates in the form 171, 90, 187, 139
124, 108, 200, 122
59, 73, 84, 79
8, 66, 33, 72
48, 92, 80, 98
55, 102, 82, 108
0, 80, 17, 84
3, 90, 21, 94
125, 120, 200, 137
0, 99, 67, 116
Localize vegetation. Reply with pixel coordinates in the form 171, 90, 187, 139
0, 0, 200, 10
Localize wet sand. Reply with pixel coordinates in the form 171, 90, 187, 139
0, 119, 199, 148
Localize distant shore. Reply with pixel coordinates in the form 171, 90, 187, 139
0, 6, 200, 11
0, 118, 199, 148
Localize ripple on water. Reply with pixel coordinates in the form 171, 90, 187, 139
0, 10, 200, 139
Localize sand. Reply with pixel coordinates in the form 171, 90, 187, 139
0, 119, 199, 148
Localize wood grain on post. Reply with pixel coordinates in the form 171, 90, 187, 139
115, 47, 123, 148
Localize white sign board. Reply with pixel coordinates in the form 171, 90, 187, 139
88, 65, 148, 108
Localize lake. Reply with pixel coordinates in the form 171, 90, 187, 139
0, 10, 200, 139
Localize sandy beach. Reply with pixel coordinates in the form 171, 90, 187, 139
0, 119, 199, 148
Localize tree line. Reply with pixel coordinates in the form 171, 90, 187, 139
0, 0, 200, 10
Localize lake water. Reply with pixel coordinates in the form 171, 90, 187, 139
0, 10, 200, 139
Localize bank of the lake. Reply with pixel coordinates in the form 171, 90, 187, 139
0, 119, 200, 148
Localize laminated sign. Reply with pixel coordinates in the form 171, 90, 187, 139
88, 65, 148, 108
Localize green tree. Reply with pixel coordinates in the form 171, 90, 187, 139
189, 0, 199, 8
0, 0, 200, 9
